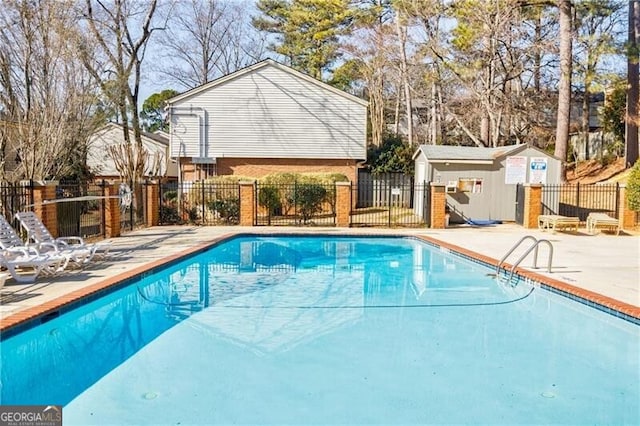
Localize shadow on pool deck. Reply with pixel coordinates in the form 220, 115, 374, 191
0, 224, 638, 331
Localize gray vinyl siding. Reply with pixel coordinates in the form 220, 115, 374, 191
170, 114, 202, 157
170, 66, 366, 160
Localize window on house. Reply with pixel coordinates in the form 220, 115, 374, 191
458, 178, 483, 194
196, 163, 217, 180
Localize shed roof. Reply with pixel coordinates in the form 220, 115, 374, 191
413, 144, 556, 164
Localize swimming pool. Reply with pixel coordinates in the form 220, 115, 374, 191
1, 235, 638, 424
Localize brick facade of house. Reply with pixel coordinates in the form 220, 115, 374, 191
181, 157, 359, 183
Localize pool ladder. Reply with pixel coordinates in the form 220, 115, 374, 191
496, 235, 554, 285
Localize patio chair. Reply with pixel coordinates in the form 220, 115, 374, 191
14, 211, 110, 263
537, 214, 580, 234
0, 214, 78, 269
0, 249, 66, 283
586, 212, 621, 235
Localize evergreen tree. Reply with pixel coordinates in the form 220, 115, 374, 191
253, 0, 356, 80
141, 90, 179, 132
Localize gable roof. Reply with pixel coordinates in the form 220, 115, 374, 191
93, 122, 169, 147
413, 144, 558, 164
166, 59, 369, 107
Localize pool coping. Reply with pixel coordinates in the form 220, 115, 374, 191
1, 231, 639, 338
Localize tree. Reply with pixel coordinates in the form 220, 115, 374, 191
626, 159, 640, 210
626, 0, 640, 167
0, 0, 102, 181
601, 78, 627, 156
141, 89, 179, 132
555, 0, 573, 180
253, 0, 356, 80
75, 0, 163, 186
339, 0, 394, 147
366, 134, 414, 174
573, 0, 625, 161
154, 0, 266, 90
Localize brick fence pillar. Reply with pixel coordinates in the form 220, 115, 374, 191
31, 181, 58, 238
523, 183, 542, 229
430, 183, 446, 229
239, 181, 256, 226
335, 182, 351, 227
104, 184, 121, 238
146, 182, 159, 227
618, 184, 636, 231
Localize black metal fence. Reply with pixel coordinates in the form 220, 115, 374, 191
541, 183, 620, 221
255, 182, 336, 226
119, 181, 148, 232
351, 181, 430, 227
0, 181, 33, 229
159, 180, 240, 225
56, 180, 106, 238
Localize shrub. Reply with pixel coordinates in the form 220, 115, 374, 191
294, 183, 327, 223
258, 185, 282, 225
627, 160, 640, 211
163, 190, 178, 202
160, 204, 182, 224
208, 198, 240, 224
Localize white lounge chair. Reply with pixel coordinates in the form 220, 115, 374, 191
538, 214, 580, 234
586, 212, 621, 235
0, 272, 8, 290
0, 249, 66, 283
14, 211, 110, 263
0, 214, 78, 269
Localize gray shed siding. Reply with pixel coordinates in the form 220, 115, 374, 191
414, 145, 561, 222
170, 65, 367, 160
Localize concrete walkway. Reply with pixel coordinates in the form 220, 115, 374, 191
1, 224, 638, 328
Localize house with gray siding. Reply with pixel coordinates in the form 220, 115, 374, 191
87, 123, 178, 180
413, 144, 561, 223
166, 59, 368, 183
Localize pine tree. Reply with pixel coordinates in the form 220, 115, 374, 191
253, 0, 356, 80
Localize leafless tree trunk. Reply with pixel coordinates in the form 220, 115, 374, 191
77, 0, 162, 185
626, 0, 640, 167
0, 0, 101, 181
555, 0, 573, 180
395, 13, 414, 146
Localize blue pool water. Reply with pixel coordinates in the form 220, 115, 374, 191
1, 236, 639, 424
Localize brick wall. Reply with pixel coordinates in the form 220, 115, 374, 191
182, 157, 359, 183
104, 184, 121, 238
335, 182, 351, 227
619, 185, 636, 231
430, 183, 446, 229
146, 183, 159, 227
523, 184, 542, 229
32, 183, 58, 238
239, 182, 255, 226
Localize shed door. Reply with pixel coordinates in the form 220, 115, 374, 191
515, 183, 525, 225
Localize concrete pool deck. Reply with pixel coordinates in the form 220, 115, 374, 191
0, 224, 638, 332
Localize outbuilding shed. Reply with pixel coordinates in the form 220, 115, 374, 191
413, 144, 561, 223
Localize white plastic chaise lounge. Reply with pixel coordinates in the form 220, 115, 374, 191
586, 212, 621, 235
537, 214, 580, 234
14, 211, 110, 263
0, 249, 66, 283
0, 214, 73, 270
